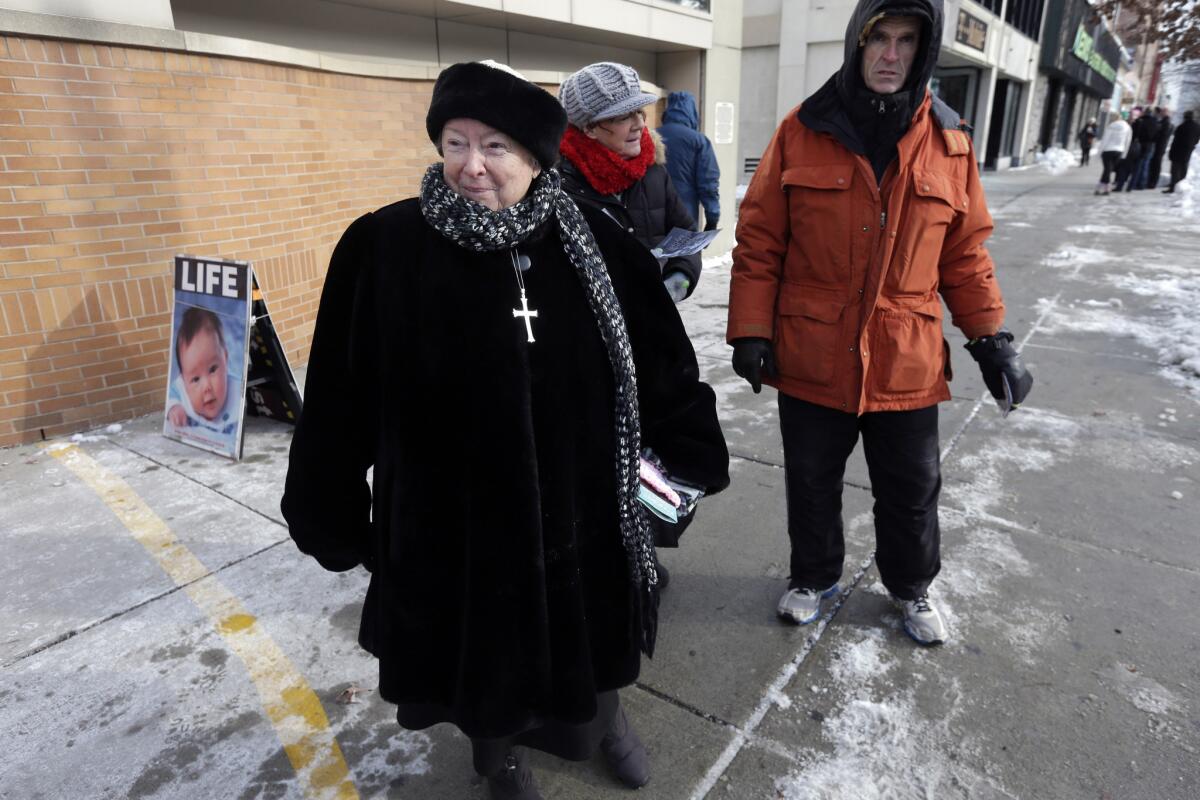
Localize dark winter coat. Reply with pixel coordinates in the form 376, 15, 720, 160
1133, 114, 1160, 147
1169, 118, 1200, 163
281, 197, 729, 740
1153, 117, 1174, 156
657, 91, 721, 229
561, 141, 703, 297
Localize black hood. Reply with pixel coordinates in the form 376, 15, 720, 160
798, 0, 948, 181
834, 0, 942, 113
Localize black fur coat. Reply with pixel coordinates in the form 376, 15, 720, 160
281, 198, 729, 739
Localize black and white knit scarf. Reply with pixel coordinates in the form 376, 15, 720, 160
419, 164, 660, 656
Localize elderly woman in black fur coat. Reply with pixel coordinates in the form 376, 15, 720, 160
281, 61, 729, 800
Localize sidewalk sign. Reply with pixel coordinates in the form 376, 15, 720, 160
162, 256, 302, 460
245, 275, 303, 425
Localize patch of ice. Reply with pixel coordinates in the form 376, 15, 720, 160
828, 628, 892, 685
104, 423, 123, 434
1041, 245, 1112, 276
775, 689, 1015, 800
768, 687, 793, 710
1109, 663, 1184, 717
69, 433, 107, 443
1066, 223, 1133, 235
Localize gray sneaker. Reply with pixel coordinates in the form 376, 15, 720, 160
777, 584, 839, 625
896, 594, 948, 646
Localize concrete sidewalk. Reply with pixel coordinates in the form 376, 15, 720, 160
2, 163, 1197, 800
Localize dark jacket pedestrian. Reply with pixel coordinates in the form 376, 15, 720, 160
1077, 119, 1097, 166
1130, 109, 1160, 190
558, 63, 703, 303
1149, 107, 1173, 189
727, 0, 1032, 648
282, 60, 729, 800
1165, 110, 1200, 193
656, 90, 722, 231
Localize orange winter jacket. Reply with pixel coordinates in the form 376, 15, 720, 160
727, 92, 1006, 413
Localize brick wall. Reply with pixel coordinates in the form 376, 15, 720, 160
0, 35, 439, 447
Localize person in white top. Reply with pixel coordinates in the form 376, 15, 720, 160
1096, 111, 1132, 195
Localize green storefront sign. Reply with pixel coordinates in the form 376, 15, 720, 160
1072, 24, 1117, 83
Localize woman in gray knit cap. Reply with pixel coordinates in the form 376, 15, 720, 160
558, 62, 703, 304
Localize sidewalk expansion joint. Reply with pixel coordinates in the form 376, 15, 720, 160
2, 536, 291, 670
941, 502, 1200, 578
728, 450, 783, 469
114, 439, 290, 530
688, 555, 873, 800
632, 682, 737, 730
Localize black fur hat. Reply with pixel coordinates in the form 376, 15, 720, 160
426, 61, 567, 170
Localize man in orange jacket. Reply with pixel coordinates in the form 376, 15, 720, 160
727, 0, 1032, 646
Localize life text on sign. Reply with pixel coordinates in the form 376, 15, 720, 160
175, 258, 249, 300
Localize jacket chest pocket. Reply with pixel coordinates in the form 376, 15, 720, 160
889, 169, 965, 295
781, 166, 854, 287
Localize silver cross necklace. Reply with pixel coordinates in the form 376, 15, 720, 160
509, 249, 537, 343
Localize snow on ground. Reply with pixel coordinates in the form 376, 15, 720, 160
1025, 174, 1200, 399
1034, 146, 1078, 176
774, 627, 1018, 800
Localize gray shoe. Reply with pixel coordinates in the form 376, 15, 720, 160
895, 594, 948, 646
776, 584, 838, 625
601, 703, 650, 789
487, 750, 543, 800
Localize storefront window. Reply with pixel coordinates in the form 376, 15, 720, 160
659, 0, 711, 11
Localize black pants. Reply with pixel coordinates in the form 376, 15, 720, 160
1168, 159, 1189, 191
1100, 151, 1121, 184
779, 394, 941, 601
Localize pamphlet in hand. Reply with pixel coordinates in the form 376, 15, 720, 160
650, 227, 721, 260
637, 455, 705, 523
996, 373, 1013, 418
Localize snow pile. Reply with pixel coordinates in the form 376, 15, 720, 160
1035, 146, 1078, 175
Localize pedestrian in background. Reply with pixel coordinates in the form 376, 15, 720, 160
1149, 106, 1174, 190
1113, 109, 1142, 192
558, 62, 702, 304
728, 0, 1033, 647
282, 60, 729, 800
1096, 110, 1131, 195
1077, 117, 1097, 166
657, 90, 722, 232
1164, 110, 1200, 194
1130, 105, 1160, 190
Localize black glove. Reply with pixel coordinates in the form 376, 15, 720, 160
731, 337, 777, 394
703, 215, 719, 232
964, 330, 1033, 409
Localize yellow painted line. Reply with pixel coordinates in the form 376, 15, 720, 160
50, 444, 359, 800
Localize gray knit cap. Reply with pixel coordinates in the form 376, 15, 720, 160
559, 62, 658, 129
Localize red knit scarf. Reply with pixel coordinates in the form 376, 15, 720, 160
560, 125, 655, 195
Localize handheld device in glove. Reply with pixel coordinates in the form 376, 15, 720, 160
964, 330, 1033, 415
731, 337, 777, 394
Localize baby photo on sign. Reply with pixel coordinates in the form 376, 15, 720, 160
162, 257, 252, 459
